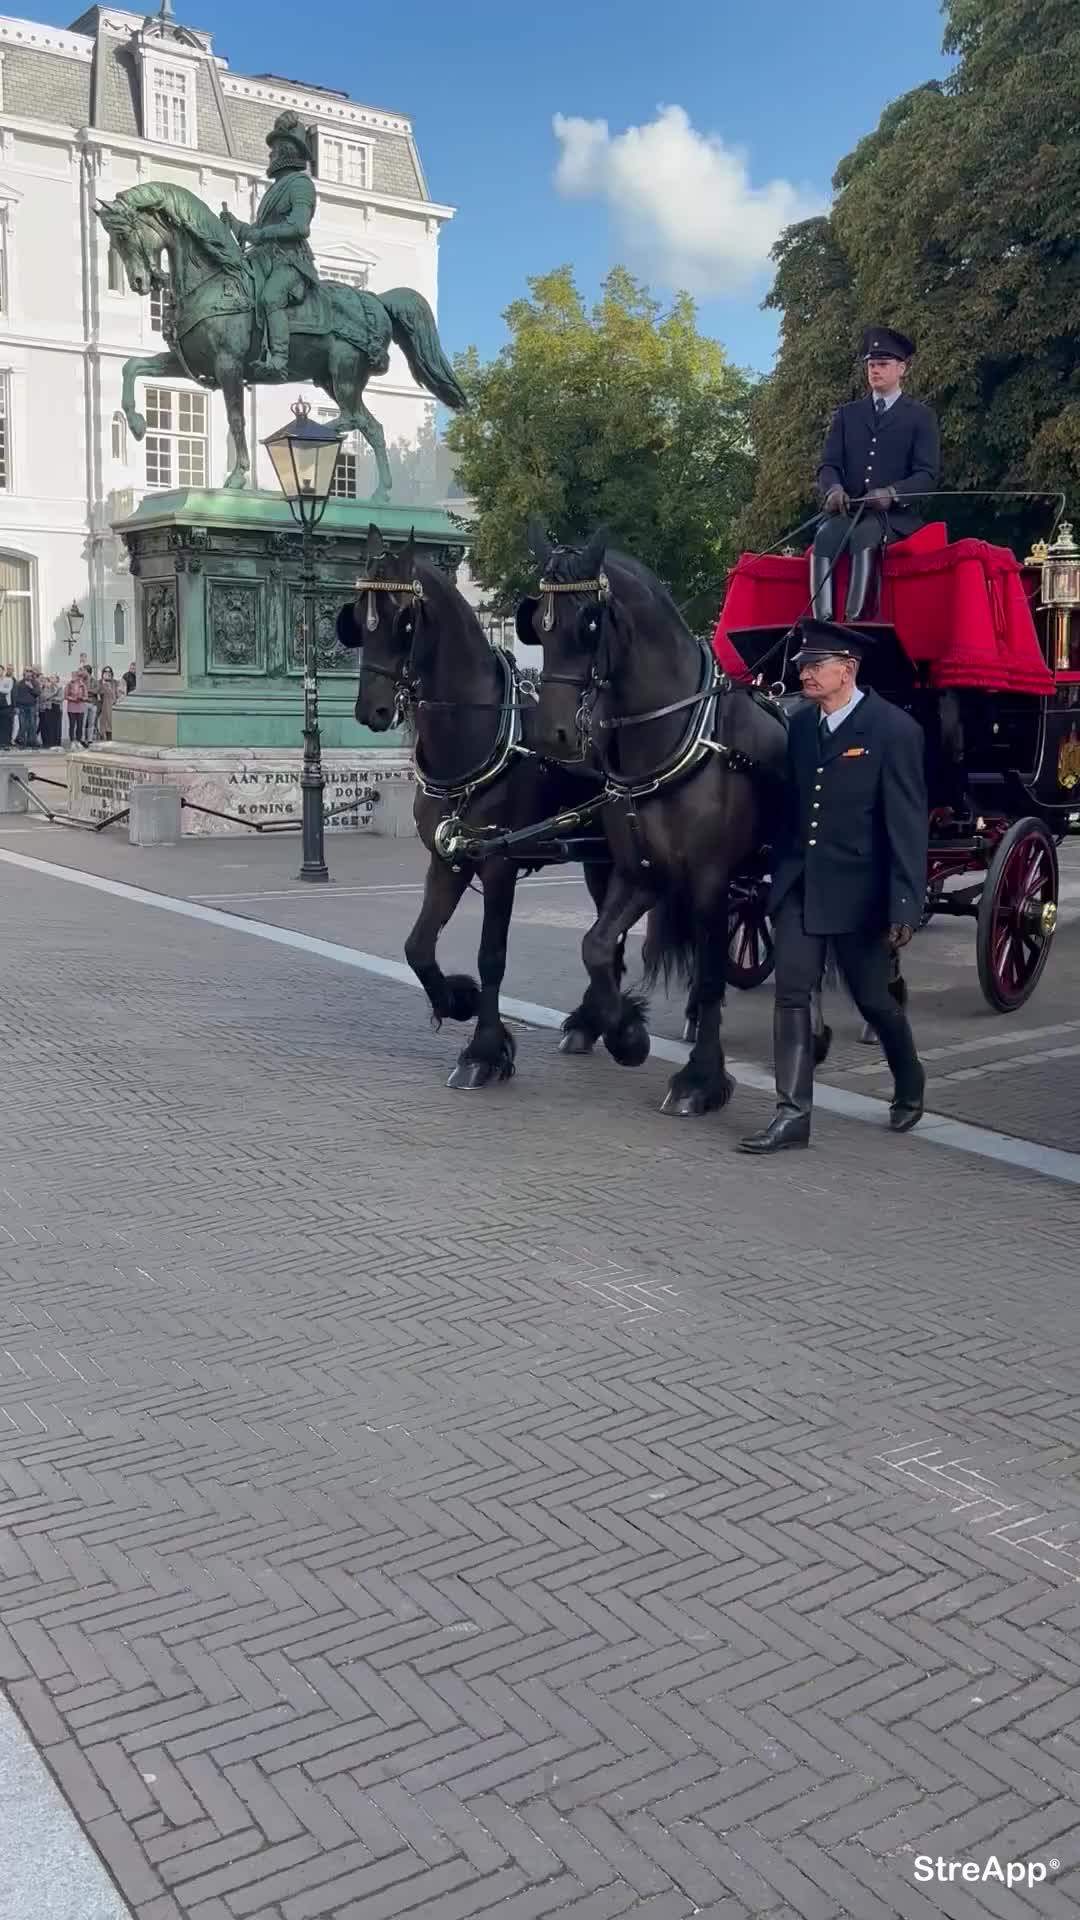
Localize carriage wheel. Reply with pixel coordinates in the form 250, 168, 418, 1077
728, 897, 775, 990
975, 817, 1058, 1012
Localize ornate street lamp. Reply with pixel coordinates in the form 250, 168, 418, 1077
1039, 522, 1080, 673
64, 600, 85, 654
262, 399, 346, 882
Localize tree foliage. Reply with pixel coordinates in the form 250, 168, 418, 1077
446, 266, 755, 618
742, 0, 1080, 548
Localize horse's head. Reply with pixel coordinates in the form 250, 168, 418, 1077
96, 194, 161, 296
338, 525, 423, 731
516, 518, 610, 757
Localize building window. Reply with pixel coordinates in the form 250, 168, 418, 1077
0, 552, 32, 667
113, 602, 126, 651
150, 62, 194, 148
318, 135, 371, 190
0, 376, 9, 491
329, 447, 358, 498
107, 244, 126, 294
144, 387, 208, 490
150, 283, 166, 334
111, 412, 127, 462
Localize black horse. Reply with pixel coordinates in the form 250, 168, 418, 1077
519, 525, 789, 1116
338, 531, 628, 1087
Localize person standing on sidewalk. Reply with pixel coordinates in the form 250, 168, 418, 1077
0, 664, 13, 749
12, 668, 39, 748
65, 669, 88, 746
738, 618, 928, 1155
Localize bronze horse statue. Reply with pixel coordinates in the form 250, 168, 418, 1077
97, 183, 465, 495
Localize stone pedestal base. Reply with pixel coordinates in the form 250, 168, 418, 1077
67, 745, 416, 838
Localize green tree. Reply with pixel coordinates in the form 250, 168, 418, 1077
742, 0, 1080, 548
446, 266, 755, 620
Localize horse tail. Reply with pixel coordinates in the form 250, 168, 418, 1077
379, 288, 468, 411
642, 891, 696, 994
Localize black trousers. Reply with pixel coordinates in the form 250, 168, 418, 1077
0, 704, 11, 748
773, 889, 922, 1099
811, 504, 919, 564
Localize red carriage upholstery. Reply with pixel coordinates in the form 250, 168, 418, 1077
713, 524, 1054, 696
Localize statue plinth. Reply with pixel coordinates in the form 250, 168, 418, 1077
114, 488, 468, 752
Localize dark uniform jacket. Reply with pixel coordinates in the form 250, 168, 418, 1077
770, 688, 928, 936
817, 395, 940, 535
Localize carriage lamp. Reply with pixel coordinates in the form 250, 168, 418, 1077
64, 600, 85, 653
262, 399, 346, 883
1039, 522, 1080, 672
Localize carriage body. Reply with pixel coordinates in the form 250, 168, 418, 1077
714, 529, 1079, 1011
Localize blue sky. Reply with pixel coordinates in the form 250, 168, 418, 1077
55, 0, 951, 373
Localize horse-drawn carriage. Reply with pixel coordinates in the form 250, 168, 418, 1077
712, 516, 1080, 1012
338, 502, 1079, 1112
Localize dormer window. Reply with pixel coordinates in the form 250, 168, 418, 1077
147, 60, 196, 149
318, 134, 371, 190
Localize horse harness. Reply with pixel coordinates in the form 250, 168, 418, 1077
351, 574, 536, 816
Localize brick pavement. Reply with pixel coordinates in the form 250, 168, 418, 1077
4, 823, 1078, 1150
2, 856, 1080, 1920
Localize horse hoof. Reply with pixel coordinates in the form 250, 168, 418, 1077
682, 1018, 699, 1044
447, 1059, 496, 1090
661, 1073, 735, 1117
662, 1087, 707, 1117
857, 1021, 877, 1046
559, 1027, 595, 1055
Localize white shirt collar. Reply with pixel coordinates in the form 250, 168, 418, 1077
822, 686, 865, 732
874, 388, 903, 412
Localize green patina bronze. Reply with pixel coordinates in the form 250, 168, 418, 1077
112, 488, 469, 751
96, 110, 467, 496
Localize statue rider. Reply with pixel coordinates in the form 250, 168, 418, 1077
221, 110, 320, 382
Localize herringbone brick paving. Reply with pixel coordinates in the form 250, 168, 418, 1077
2, 861, 1080, 1920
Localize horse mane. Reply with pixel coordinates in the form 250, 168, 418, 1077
415, 561, 488, 642
547, 539, 694, 639
117, 183, 245, 272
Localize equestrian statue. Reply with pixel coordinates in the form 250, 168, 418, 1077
96, 110, 467, 496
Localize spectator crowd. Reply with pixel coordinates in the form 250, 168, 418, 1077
0, 659, 136, 751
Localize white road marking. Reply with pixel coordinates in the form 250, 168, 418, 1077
4, 844, 1080, 1189
186, 876, 589, 901
843, 1016, 1080, 1075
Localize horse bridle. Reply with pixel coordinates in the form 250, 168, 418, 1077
351, 576, 535, 725
535, 571, 720, 760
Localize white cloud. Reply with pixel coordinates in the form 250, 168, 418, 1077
552, 104, 823, 296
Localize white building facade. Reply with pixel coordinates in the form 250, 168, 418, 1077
0, 2, 453, 674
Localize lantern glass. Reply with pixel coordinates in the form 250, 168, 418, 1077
262, 400, 345, 530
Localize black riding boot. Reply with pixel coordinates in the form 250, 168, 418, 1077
873, 1008, 925, 1132
844, 547, 878, 621
737, 1004, 813, 1153
810, 548, 834, 621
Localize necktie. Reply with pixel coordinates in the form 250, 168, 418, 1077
875, 397, 886, 417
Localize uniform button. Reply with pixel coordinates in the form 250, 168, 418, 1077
815, 765, 822, 774
814, 783, 822, 791
808, 838, 817, 846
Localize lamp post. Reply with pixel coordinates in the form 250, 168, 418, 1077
262, 399, 346, 882
1039, 523, 1080, 674
64, 600, 85, 655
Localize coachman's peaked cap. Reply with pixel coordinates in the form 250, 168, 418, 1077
861, 324, 915, 361
792, 617, 877, 665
